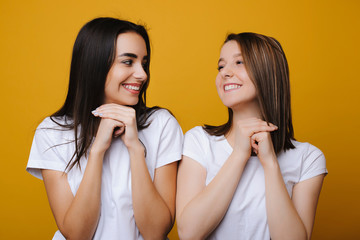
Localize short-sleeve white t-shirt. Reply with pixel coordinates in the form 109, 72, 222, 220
183, 126, 327, 240
26, 109, 183, 240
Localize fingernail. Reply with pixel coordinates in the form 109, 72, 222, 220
99, 113, 103, 117
92, 110, 98, 116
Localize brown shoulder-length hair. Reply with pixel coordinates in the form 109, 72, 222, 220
50, 17, 159, 171
204, 32, 295, 153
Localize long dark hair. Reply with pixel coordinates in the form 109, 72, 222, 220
204, 32, 295, 153
51, 17, 159, 171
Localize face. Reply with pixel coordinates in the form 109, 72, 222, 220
216, 40, 258, 111
104, 32, 148, 105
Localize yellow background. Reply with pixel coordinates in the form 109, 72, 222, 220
1, 0, 359, 239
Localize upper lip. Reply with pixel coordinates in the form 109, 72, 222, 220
122, 83, 142, 86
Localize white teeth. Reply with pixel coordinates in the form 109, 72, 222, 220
224, 84, 241, 91
124, 85, 140, 91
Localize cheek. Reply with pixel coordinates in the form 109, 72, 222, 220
107, 66, 130, 85
215, 75, 222, 92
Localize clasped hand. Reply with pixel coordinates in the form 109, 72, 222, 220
91, 104, 140, 152
233, 118, 278, 164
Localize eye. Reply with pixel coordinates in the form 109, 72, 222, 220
121, 59, 133, 66
142, 61, 148, 69
217, 65, 224, 71
236, 60, 243, 65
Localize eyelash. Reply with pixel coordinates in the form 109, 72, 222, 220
121, 59, 148, 69
218, 60, 243, 71
122, 59, 133, 65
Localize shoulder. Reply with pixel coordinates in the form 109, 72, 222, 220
147, 108, 177, 125
287, 140, 325, 159
142, 108, 183, 140
184, 126, 213, 149
34, 116, 74, 142
141, 109, 183, 168
185, 126, 217, 144
144, 108, 182, 134
185, 126, 208, 138
281, 140, 327, 181
37, 116, 71, 129
27, 116, 74, 179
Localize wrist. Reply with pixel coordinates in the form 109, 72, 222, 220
232, 149, 251, 163
89, 145, 106, 158
261, 155, 279, 171
127, 140, 146, 156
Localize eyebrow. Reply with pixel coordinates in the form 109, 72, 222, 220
118, 53, 148, 61
119, 53, 138, 58
218, 53, 242, 64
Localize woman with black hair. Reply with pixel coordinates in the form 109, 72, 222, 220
26, 17, 183, 240
176, 33, 327, 240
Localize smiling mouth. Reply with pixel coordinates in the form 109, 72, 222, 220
224, 84, 241, 91
122, 83, 141, 92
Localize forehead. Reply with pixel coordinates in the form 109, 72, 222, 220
220, 40, 241, 57
115, 32, 147, 56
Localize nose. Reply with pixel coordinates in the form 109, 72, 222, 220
133, 63, 147, 81
220, 65, 234, 79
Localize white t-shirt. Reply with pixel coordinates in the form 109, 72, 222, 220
26, 109, 183, 240
183, 126, 327, 240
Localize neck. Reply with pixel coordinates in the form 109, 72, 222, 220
226, 102, 262, 145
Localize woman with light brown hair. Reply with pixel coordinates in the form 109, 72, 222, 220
176, 32, 327, 240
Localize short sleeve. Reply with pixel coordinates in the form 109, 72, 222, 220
182, 127, 208, 169
299, 143, 328, 182
155, 111, 184, 168
26, 118, 68, 180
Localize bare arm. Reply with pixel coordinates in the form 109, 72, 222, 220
292, 175, 325, 239
129, 144, 178, 240
176, 119, 278, 240
95, 104, 177, 240
42, 106, 129, 239
252, 132, 325, 240
42, 149, 105, 240
176, 153, 248, 240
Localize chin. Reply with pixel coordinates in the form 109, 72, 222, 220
111, 97, 139, 106
125, 100, 140, 106
221, 99, 240, 109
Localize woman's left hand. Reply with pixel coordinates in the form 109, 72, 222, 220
93, 103, 141, 148
251, 131, 277, 166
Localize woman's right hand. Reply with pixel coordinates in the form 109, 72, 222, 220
233, 118, 278, 158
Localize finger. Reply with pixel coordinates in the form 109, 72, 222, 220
113, 126, 125, 138
247, 126, 277, 137
237, 119, 278, 130
94, 107, 135, 119
251, 137, 259, 149
252, 148, 258, 155
247, 121, 277, 129
95, 104, 135, 113
94, 111, 134, 125
92, 110, 103, 117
